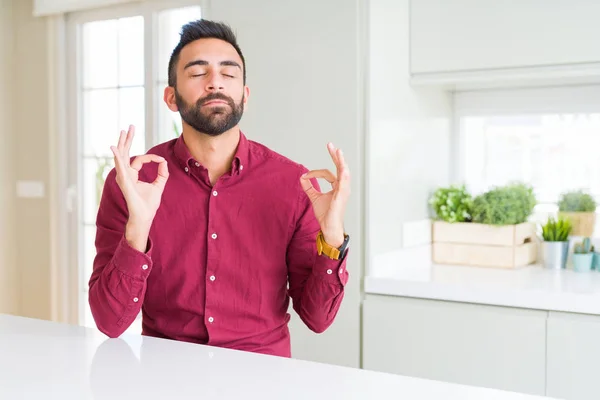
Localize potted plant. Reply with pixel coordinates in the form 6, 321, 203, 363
429, 185, 473, 223
541, 216, 572, 269
558, 190, 597, 237
431, 182, 538, 269
470, 182, 537, 226
573, 237, 594, 272
593, 246, 600, 270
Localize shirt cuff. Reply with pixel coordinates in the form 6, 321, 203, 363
313, 249, 349, 286
112, 235, 154, 279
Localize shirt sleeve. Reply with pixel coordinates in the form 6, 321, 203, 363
286, 172, 349, 333
88, 168, 153, 338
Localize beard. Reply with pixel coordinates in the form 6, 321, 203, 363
175, 90, 245, 137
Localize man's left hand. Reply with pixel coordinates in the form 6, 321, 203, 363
300, 143, 351, 248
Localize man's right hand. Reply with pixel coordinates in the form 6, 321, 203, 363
110, 125, 169, 252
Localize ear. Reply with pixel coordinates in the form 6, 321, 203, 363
164, 86, 178, 112
243, 86, 250, 107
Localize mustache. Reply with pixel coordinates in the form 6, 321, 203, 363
198, 93, 235, 107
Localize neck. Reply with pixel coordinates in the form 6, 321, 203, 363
181, 125, 240, 184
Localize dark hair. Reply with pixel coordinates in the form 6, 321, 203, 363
167, 19, 246, 87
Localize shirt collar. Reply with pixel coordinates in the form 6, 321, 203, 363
173, 131, 249, 175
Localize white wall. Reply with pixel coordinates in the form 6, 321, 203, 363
0, 0, 19, 315
0, 0, 54, 320
208, 0, 364, 368
13, 0, 54, 320
367, 0, 452, 258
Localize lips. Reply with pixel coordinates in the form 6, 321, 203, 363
202, 99, 229, 107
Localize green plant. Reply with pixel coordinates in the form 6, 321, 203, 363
541, 217, 572, 241
558, 190, 597, 212
95, 157, 114, 206
429, 185, 473, 223
574, 237, 593, 254
173, 120, 181, 138
471, 182, 537, 225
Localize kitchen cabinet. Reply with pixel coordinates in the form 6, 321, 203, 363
410, 0, 600, 79
546, 311, 600, 400
362, 294, 547, 396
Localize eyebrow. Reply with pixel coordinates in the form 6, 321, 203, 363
183, 59, 242, 70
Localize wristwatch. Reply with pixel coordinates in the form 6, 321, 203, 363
316, 231, 350, 260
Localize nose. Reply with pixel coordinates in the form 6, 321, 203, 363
205, 72, 225, 92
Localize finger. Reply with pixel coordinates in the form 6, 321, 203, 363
117, 130, 127, 152
329, 142, 344, 173
153, 158, 169, 188
130, 154, 166, 172
123, 125, 135, 159
336, 165, 351, 197
300, 174, 321, 203
110, 146, 131, 188
302, 169, 336, 184
336, 148, 349, 181
327, 142, 338, 161
110, 146, 121, 169
337, 148, 347, 169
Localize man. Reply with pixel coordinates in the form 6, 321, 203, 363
89, 19, 351, 358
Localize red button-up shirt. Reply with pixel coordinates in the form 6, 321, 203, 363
89, 132, 349, 357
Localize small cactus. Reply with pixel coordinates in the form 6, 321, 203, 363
574, 237, 592, 254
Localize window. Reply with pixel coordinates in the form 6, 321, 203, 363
157, 7, 197, 141
67, 2, 203, 333
455, 86, 600, 228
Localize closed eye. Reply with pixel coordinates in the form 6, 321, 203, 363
191, 73, 206, 77
223, 74, 235, 78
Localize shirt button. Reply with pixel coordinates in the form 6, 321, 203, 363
195, 162, 200, 167
211, 233, 217, 239
326, 269, 333, 275
212, 191, 218, 196
240, 165, 244, 171
133, 297, 139, 303
142, 264, 148, 270
208, 317, 214, 323
339, 268, 343, 274
209, 275, 216, 281
184, 167, 189, 172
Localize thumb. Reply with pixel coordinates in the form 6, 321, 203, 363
300, 174, 320, 203
151, 157, 169, 190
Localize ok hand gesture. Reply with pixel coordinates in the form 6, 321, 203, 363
110, 125, 169, 226
300, 143, 351, 248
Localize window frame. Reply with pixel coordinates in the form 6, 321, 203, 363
64, 0, 208, 327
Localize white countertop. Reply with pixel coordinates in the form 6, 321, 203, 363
365, 245, 600, 315
0, 314, 556, 399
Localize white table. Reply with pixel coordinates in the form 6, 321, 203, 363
0, 314, 556, 399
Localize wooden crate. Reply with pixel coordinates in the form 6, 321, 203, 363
558, 211, 595, 237
432, 221, 538, 269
